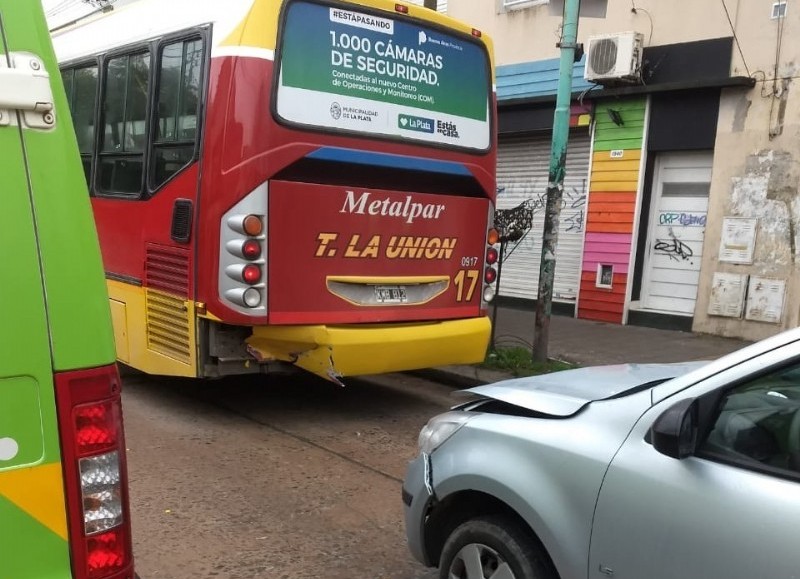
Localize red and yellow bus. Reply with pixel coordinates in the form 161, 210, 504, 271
53, 0, 498, 382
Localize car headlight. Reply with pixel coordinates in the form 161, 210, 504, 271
418, 412, 472, 454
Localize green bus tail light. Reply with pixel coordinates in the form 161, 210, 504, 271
55, 365, 134, 579
80, 451, 123, 534
86, 528, 127, 579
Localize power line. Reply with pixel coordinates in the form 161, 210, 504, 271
720, 0, 751, 77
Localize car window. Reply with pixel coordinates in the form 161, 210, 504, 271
699, 363, 800, 477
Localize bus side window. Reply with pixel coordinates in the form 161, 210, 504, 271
61, 65, 98, 189
99, 52, 151, 197
151, 37, 204, 190
62, 69, 74, 106
72, 66, 98, 187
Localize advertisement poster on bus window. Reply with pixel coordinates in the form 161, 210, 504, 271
276, 1, 491, 151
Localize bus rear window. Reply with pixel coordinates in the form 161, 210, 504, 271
276, 0, 491, 152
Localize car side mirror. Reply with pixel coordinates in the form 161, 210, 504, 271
651, 398, 698, 459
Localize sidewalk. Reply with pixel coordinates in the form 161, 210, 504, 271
426, 303, 751, 386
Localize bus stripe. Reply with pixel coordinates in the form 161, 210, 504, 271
211, 45, 275, 60
0, 462, 68, 540
307, 147, 473, 176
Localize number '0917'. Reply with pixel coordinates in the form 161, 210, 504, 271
460, 256, 478, 268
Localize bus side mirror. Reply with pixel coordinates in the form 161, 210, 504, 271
651, 398, 698, 459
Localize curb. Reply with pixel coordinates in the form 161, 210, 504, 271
410, 365, 514, 389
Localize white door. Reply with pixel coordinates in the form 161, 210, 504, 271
641, 151, 713, 315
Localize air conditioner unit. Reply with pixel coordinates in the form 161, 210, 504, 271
584, 31, 643, 84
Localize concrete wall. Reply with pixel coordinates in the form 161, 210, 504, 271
449, 0, 780, 77
451, 0, 800, 339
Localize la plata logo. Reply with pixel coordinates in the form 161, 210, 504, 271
330, 102, 342, 120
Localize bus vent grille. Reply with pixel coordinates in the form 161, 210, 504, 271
146, 289, 191, 364
171, 199, 193, 244
145, 244, 190, 297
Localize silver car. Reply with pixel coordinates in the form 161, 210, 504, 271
403, 329, 800, 579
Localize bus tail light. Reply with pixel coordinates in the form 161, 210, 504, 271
486, 247, 498, 265
224, 287, 262, 308
227, 214, 263, 237
484, 267, 497, 284
242, 264, 261, 284
241, 240, 261, 260
225, 239, 261, 260
395, 3, 409, 13
225, 263, 262, 285
55, 365, 134, 579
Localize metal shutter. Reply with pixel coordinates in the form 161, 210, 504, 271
496, 131, 591, 303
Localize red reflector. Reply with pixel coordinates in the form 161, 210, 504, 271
86, 529, 127, 579
242, 264, 262, 284
395, 3, 408, 13
485, 267, 497, 284
486, 247, 498, 265
472, 28, 482, 38
75, 402, 118, 455
242, 239, 261, 260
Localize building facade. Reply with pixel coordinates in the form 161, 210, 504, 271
444, 0, 799, 341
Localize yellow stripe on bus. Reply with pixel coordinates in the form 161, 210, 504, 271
0, 463, 68, 540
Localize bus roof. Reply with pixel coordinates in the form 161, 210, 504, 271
50, 0, 493, 70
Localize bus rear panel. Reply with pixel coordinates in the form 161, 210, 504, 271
54, 0, 498, 381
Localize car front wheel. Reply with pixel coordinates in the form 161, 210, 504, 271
439, 516, 554, 579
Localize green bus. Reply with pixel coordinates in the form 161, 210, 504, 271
0, 2, 135, 578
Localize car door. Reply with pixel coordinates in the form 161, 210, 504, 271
588, 342, 800, 579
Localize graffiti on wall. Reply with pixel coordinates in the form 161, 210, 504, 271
495, 178, 588, 253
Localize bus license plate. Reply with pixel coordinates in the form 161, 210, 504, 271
374, 286, 407, 304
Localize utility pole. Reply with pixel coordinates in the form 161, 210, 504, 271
532, 0, 581, 363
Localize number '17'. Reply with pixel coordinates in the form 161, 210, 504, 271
454, 269, 480, 302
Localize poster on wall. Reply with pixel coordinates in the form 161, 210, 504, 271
276, 1, 491, 150
745, 277, 786, 324
718, 217, 757, 264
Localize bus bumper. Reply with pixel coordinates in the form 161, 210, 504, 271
245, 316, 491, 382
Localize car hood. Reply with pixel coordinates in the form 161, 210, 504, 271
459, 362, 707, 417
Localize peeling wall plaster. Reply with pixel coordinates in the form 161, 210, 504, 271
730, 150, 800, 270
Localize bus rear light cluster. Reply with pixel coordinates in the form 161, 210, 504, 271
55, 365, 134, 579
220, 183, 269, 315
482, 220, 500, 304
224, 213, 265, 306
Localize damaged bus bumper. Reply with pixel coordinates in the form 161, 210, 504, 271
245, 316, 491, 382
